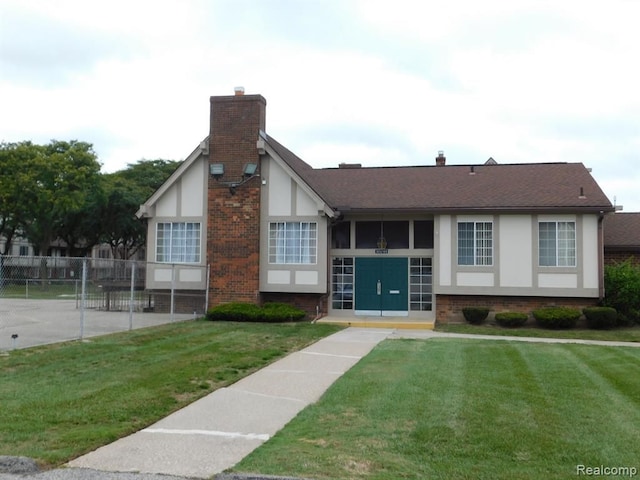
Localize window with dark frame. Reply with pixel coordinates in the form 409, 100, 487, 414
355, 221, 409, 249
414, 220, 434, 249
331, 221, 351, 249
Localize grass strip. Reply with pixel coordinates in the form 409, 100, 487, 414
0, 320, 341, 466
233, 339, 640, 480
437, 323, 640, 342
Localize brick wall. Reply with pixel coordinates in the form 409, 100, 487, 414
604, 250, 639, 266
151, 290, 207, 314
207, 93, 266, 308
261, 292, 327, 319
436, 294, 599, 324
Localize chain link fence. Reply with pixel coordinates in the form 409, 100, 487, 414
0, 255, 209, 350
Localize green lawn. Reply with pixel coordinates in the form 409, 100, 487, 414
233, 339, 640, 480
437, 323, 640, 342
1, 281, 83, 299
0, 320, 341, 466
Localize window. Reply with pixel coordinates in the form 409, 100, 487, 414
269, 222, 317, 264
458, 221, 492, 266
19, 245, 29, 256
331, 221, 351, 249
410, 257, 432, 311
331, 257, 353, 310
355, 221, 409, 249
539, 221, 576, 266
414, 220, 434, 249
156, 222, 201, 263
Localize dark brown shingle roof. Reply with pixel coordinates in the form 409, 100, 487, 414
265, 135, 613, 213
604, 213, 640, 248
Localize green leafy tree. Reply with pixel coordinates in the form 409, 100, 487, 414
58, 176, 107, 257
115, 159, 181, 199
0, 141, 40, 255
17, 140, 102, 256
99, 159, 180, 259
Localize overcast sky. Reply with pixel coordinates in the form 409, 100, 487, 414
1, 0, 639, 211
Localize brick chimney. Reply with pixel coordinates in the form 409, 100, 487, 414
436, 150, 446, 166
208, 90, 266, 306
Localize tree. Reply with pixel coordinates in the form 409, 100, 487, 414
603, 259, 640, 325
99, 159, 180, 259
58, 177, 107, 256
17, 140, 102, 256
99, 175, 146, 260
116, 159, 181, 198
0, 141, 39, 255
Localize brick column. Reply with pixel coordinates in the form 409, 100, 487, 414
207, 92, 266, 306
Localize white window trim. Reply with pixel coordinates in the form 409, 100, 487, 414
457, 221, 493, 266
268, 221, 318, 265
155, 222, 201, 264
539, 221, 576, 267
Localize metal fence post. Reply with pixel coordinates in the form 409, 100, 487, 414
205, 264, 210, 314
80, 258, 87, 340
129, 261, 136, 331
170, 264, 176, 322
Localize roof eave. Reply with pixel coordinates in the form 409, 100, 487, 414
332, 205, 616, 216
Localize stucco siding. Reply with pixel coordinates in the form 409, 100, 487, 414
296, 184, 318, 216
268, 160, 292, 216
437, 215, 452, 287
538, 273, 578, 289
500, 215, 533, 287
582, 215, 599, 289
181, 159, 205, 216
457, 272, 494, 287
260, 155, 328, 294
156, 185, 178, 217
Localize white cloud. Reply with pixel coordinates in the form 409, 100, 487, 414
1, 0, 638, 210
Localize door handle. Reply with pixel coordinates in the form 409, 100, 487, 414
376, 280, 381, 295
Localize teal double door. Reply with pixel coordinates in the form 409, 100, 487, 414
355, 257, 408, 316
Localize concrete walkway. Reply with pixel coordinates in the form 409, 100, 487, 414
67, 328, 394, 478
4, 327, 638, 480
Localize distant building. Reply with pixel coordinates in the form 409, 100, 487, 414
604, 213, 640, 266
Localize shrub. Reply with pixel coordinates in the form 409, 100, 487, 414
206, 302, 306, 322
261, 302, 307, 322
462, 307, 490, 325
532, 307, 581, 329
603, 260, 640, 326
494, 312, 528, 328
583, 306, 618, 330
206, 302, 262, 322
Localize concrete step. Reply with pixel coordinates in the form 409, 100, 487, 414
316, 316, 435, 330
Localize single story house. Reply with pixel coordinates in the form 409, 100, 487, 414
136, 89, 616, 324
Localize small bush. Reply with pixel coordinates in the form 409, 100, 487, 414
532, 307, 581, 329
261, 302, 307, 322
495, 312, 528, 328
206, 302, 306, 322
583, 306, 618, 330
206, 302, 262, 321
462, 307, 490, 325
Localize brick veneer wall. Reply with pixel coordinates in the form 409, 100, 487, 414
207, 93, 266, 308
436, 294, 599, 324
150, 290, 207, 315
604, 250, 639, 266
261, 292, 326, 319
